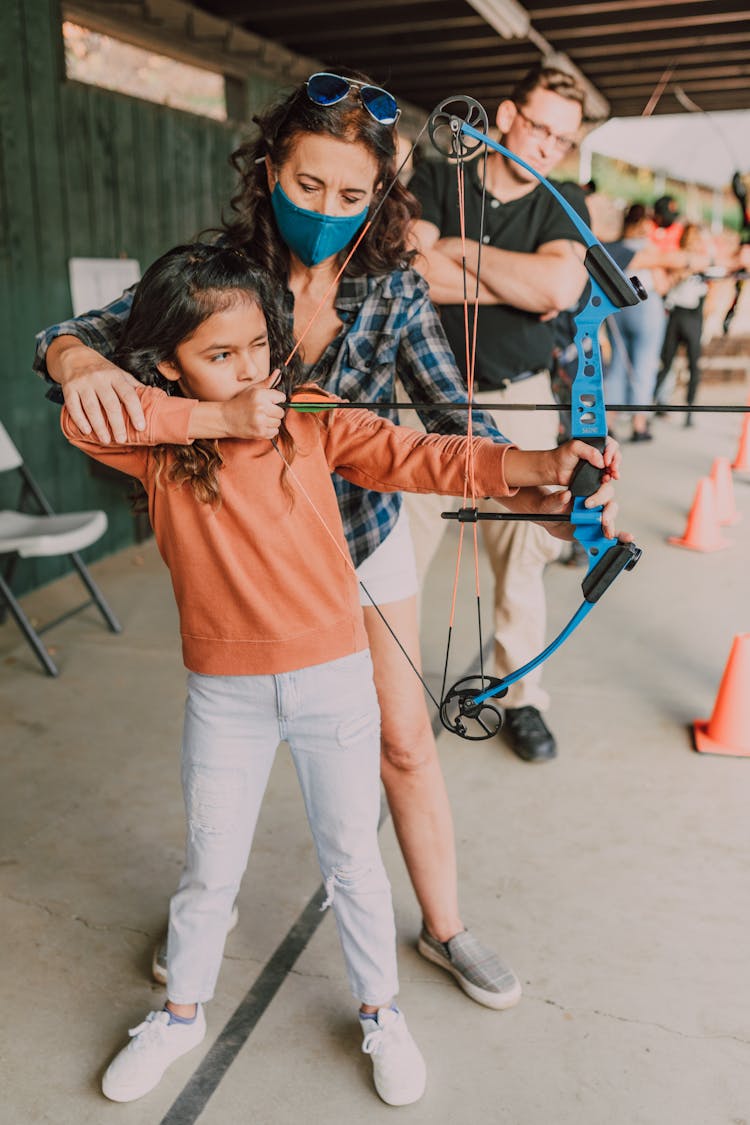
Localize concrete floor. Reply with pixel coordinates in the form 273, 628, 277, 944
1, 385, 749, 1125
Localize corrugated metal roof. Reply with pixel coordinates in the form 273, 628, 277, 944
191, 0, 750, 119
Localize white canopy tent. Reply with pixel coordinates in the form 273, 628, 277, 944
581, 110, 750, 192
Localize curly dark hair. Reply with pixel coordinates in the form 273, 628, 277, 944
223, 69, 419, 281
114, 243, 304, 505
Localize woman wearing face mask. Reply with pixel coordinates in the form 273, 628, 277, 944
35, 72, 604, 1013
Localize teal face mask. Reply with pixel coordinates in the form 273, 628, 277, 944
270, 182, 369, 267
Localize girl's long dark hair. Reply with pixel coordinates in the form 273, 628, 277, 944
223, 69, 419, 281
115, 243, 303, 504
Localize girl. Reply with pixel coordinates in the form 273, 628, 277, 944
61, 243, 620, 1106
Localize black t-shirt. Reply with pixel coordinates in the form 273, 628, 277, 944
410, 157, 590, 389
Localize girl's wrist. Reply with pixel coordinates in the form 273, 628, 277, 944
188, 400, 233, 440
504, 447, 549, 487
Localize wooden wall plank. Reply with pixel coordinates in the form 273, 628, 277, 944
1, 0, 263, 592
132, 99, 163, 265
88, 88, 119, 257
112, 94, 142, 258
61, 82, 97, 260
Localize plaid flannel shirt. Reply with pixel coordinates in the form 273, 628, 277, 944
34, 267, 506, 567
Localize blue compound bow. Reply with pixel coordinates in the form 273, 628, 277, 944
427, 97, 644, 740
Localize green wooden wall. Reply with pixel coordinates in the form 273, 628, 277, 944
0, 0, 284, 592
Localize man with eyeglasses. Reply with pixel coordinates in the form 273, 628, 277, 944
409, 66, 590, 764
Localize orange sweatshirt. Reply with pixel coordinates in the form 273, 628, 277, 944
62, 387, 517, 676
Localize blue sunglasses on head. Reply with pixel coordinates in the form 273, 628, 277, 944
306, 72, 400, 126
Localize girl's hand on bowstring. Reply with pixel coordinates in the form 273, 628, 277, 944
222, 374, 286, 440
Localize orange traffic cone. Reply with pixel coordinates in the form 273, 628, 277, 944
709, 457, 741, 525
668, 477, 731, 551
731, 415, 750, 472
694, 634, 750, 756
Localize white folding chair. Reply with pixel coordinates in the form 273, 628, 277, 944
0, 419, 121, 675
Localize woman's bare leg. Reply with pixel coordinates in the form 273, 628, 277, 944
363, 596, 462, 942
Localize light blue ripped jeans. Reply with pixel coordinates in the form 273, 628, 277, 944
167, 650, 398, 1008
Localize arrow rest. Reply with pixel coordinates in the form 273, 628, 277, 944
428, 96, 489, 159
440, 676, 508, 741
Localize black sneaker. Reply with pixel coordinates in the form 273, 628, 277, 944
630, 429, 653, 443
503, 707, 557, 762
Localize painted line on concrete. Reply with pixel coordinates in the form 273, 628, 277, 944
159, 886, 326, 1125
159, 642, 492, 1125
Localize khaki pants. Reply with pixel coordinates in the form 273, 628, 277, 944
404, 372, 561, 710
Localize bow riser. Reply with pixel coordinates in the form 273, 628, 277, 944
570, 283, 618, 445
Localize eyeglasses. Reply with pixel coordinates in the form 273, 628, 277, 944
513, 105, 578, 154
306, 72, 400, 126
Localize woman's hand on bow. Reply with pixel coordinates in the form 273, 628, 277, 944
504, 435, 621, 493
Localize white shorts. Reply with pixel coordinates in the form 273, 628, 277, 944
355, 505, 419, 607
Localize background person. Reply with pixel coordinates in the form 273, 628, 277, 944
654, 224, 711, 427
650, 194, 685, 252
605, 206, 712, 439
604, 203, 670, 442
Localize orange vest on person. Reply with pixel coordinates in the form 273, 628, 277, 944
650, 222, 685, 251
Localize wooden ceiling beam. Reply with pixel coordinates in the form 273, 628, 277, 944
396, 63, 750, 95
379, 51, 541, 75
576, 46, 750, 76
209, 0, 439, 18
612, 95, 750, 115
543, 11, 747, 40
419, 75, 750, 99
530, 0, 723, 17
256, 15, 483, 46
602, 76, 750, 97
339, 35, 505, 60
568, 29, 750, 58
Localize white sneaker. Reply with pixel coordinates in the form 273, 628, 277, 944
102, 1006, 206, 1102
360, 1007, 426, 1106
152, 903, 240, 985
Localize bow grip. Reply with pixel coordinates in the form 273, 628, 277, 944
569, 436, 606, 497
